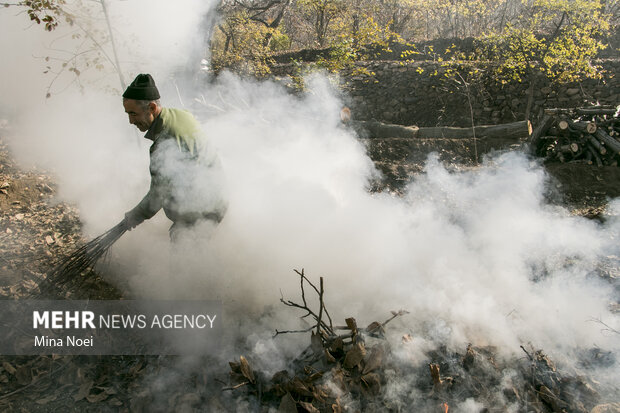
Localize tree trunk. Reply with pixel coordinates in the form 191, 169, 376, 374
351, 120, 532, 140
417, 121, 532, 139
263, 0, 293, 48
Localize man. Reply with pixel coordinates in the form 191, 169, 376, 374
121, 74, 227, 240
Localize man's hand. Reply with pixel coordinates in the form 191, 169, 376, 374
122, 211, 144, 231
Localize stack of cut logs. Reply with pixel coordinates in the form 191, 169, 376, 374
530, 106, 620, 166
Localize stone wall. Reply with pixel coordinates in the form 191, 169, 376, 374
271, 59, 620, 127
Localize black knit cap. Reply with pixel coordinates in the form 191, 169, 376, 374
122, 73, 160, 100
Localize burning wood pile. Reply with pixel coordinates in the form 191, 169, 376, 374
530, 106, 620, 166
224, 271, 617, 412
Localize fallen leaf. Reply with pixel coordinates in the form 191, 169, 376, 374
271, 370, 290, 384
345, 317, 357, 333
310, 331, 323, 355
278, 392, 297, 413
331, 398, 343, 413
229, 361, 240, 374
362, 346, 384, 374
325, 349, 337, 363
36, 394, 57, 405
365, 321, 384, 336
239, 356, 255, 384
74, 379, 93, 401
2, 362, 16, 375
86, 391, 109, 403
15, 365, 32, 385
330, 337, 344, 353
312, 386, 329, 403
299, 400, 319, 413
177, 392, 200, 407
343, 343, 366, 369
108, 398, 123, 407
360, 372, 381, 395
288, 377, 313, 397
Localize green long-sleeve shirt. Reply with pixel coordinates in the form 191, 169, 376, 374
128, 107, 227, 225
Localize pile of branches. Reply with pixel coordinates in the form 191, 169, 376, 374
530, 106, 620, 166
224, 269, 410, 412
222, 270, 617, 412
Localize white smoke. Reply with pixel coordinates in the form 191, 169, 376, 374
1, 0, 618, 408
105, 71, 619, 388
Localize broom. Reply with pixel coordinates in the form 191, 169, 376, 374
35, 221, 127, 297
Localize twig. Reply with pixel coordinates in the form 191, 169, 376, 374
381, 309, 409, 328
587, 317, 620, 335
316, 277, 324, 336
221, 381, 250, 391
273, 326, 315, 338
293, 269, 333, 329
277, 269, 334, 338
520, 345, 533, 361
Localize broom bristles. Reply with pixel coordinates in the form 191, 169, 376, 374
34, 221, 127, 297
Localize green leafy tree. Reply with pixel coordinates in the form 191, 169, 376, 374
483, 0, 611, 119
319, 14, 402, 72
211, 8, 290, 76
218, 0, 295, 48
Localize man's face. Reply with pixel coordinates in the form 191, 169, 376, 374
123, 99, 156, 132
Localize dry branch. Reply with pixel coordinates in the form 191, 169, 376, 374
33, 221, 126, 297
275, 269, 334, 339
